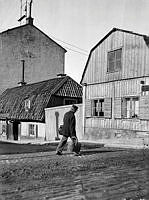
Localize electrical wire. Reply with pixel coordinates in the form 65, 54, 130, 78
63, 46, 88, 56
49, 34, 88, 53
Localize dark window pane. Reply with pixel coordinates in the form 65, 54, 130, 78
93, 100, 98, 116
108, 61, 115, 72
116, 49, 122, 59
108, 52, 115, 62
108, 49, 122, 72
99, 111, 104, 116
115, 60, 121, 71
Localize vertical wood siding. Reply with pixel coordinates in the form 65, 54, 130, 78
85, 117, 149, 132
82, 30, 149, 145
84, 77, 149, 132
86, 77, 149, 99
83, 31, 149, 84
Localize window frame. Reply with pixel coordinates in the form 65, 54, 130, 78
107, 48, 122, 73
28, 124, 35, 136
122, 96, 139, 119
25, 99, 31, 112
92, 98, 105, 117
0, 124, 6, 136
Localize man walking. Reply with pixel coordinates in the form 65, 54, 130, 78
56, 104, 80, 156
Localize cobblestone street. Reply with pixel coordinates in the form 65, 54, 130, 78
0, 147, 149, 200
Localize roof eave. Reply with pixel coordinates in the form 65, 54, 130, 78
80, 27, 149, 84
0, 24, 67, 53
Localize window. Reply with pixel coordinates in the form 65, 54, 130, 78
0, 124, 6, 136
122, 97, 139, 118
28, 124, 38, 137
29, 124, 35, 136
139, 95, 149, 120
92, 99, 104, 117
107, 48, 122, 73
25, 99, 30, 111
2, 124, 6, 134
85, 98, 112, 118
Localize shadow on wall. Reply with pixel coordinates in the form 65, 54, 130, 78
55, 111, 60, 141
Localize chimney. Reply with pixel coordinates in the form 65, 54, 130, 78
26, 17, 34, 25
18, 60, 27, 86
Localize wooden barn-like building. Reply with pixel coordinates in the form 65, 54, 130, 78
81, 28, 149, 148
0, 75, 82, 141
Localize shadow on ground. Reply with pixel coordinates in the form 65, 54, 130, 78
80, 148, 125, 156
0, 141, 107, 155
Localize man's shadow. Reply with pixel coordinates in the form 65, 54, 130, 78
80, 148, 125, 155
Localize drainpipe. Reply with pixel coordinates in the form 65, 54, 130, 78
6, 117, 9, 140
82, 83, 87, 137
112, 82, 115, 119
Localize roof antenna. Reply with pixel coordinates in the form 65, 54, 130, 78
29, 0, 33, 18
26, 0, 34, 25
18, 0, 26, 25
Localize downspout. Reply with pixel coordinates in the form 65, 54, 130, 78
6, 117, 9, 140
82, 83, 87, 137
112, 82, 115, 119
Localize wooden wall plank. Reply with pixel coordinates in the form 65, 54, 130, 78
114, 98, 122, 118
82, 30, 149, 84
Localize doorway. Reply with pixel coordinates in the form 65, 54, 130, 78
13, 121, 20, 140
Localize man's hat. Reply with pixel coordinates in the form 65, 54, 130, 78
72, 104, 78, 111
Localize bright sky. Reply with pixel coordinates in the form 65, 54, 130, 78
0, 0, 149, 83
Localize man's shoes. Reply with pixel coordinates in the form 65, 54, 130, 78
56, 151, 63, 156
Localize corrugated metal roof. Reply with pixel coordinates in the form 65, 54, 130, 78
0, 76, 82, 122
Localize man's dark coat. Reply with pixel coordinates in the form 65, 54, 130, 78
62, 110, 76, 137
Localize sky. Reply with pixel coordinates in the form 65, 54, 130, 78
0, 0, 149, 83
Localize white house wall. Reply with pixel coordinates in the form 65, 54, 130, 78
21, 122, 45, 141
45, 104, 83, 141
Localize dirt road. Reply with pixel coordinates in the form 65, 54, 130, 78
0, 148, 149, 200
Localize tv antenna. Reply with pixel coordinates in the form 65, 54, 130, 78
18, 0, 33, 25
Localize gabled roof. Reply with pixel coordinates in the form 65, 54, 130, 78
0, 24, 67, 53
80, 27, 149, 84
0, 76, 82, 122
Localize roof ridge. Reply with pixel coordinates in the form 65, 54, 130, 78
5, 76, 66, 91
0, 24, 66, 52
80, 27, 149, 84
113, 27, 148, 37
50, 76, 70, 95
0, 24, 28, 34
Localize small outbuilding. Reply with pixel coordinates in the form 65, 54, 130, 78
0, 75, 82, 141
